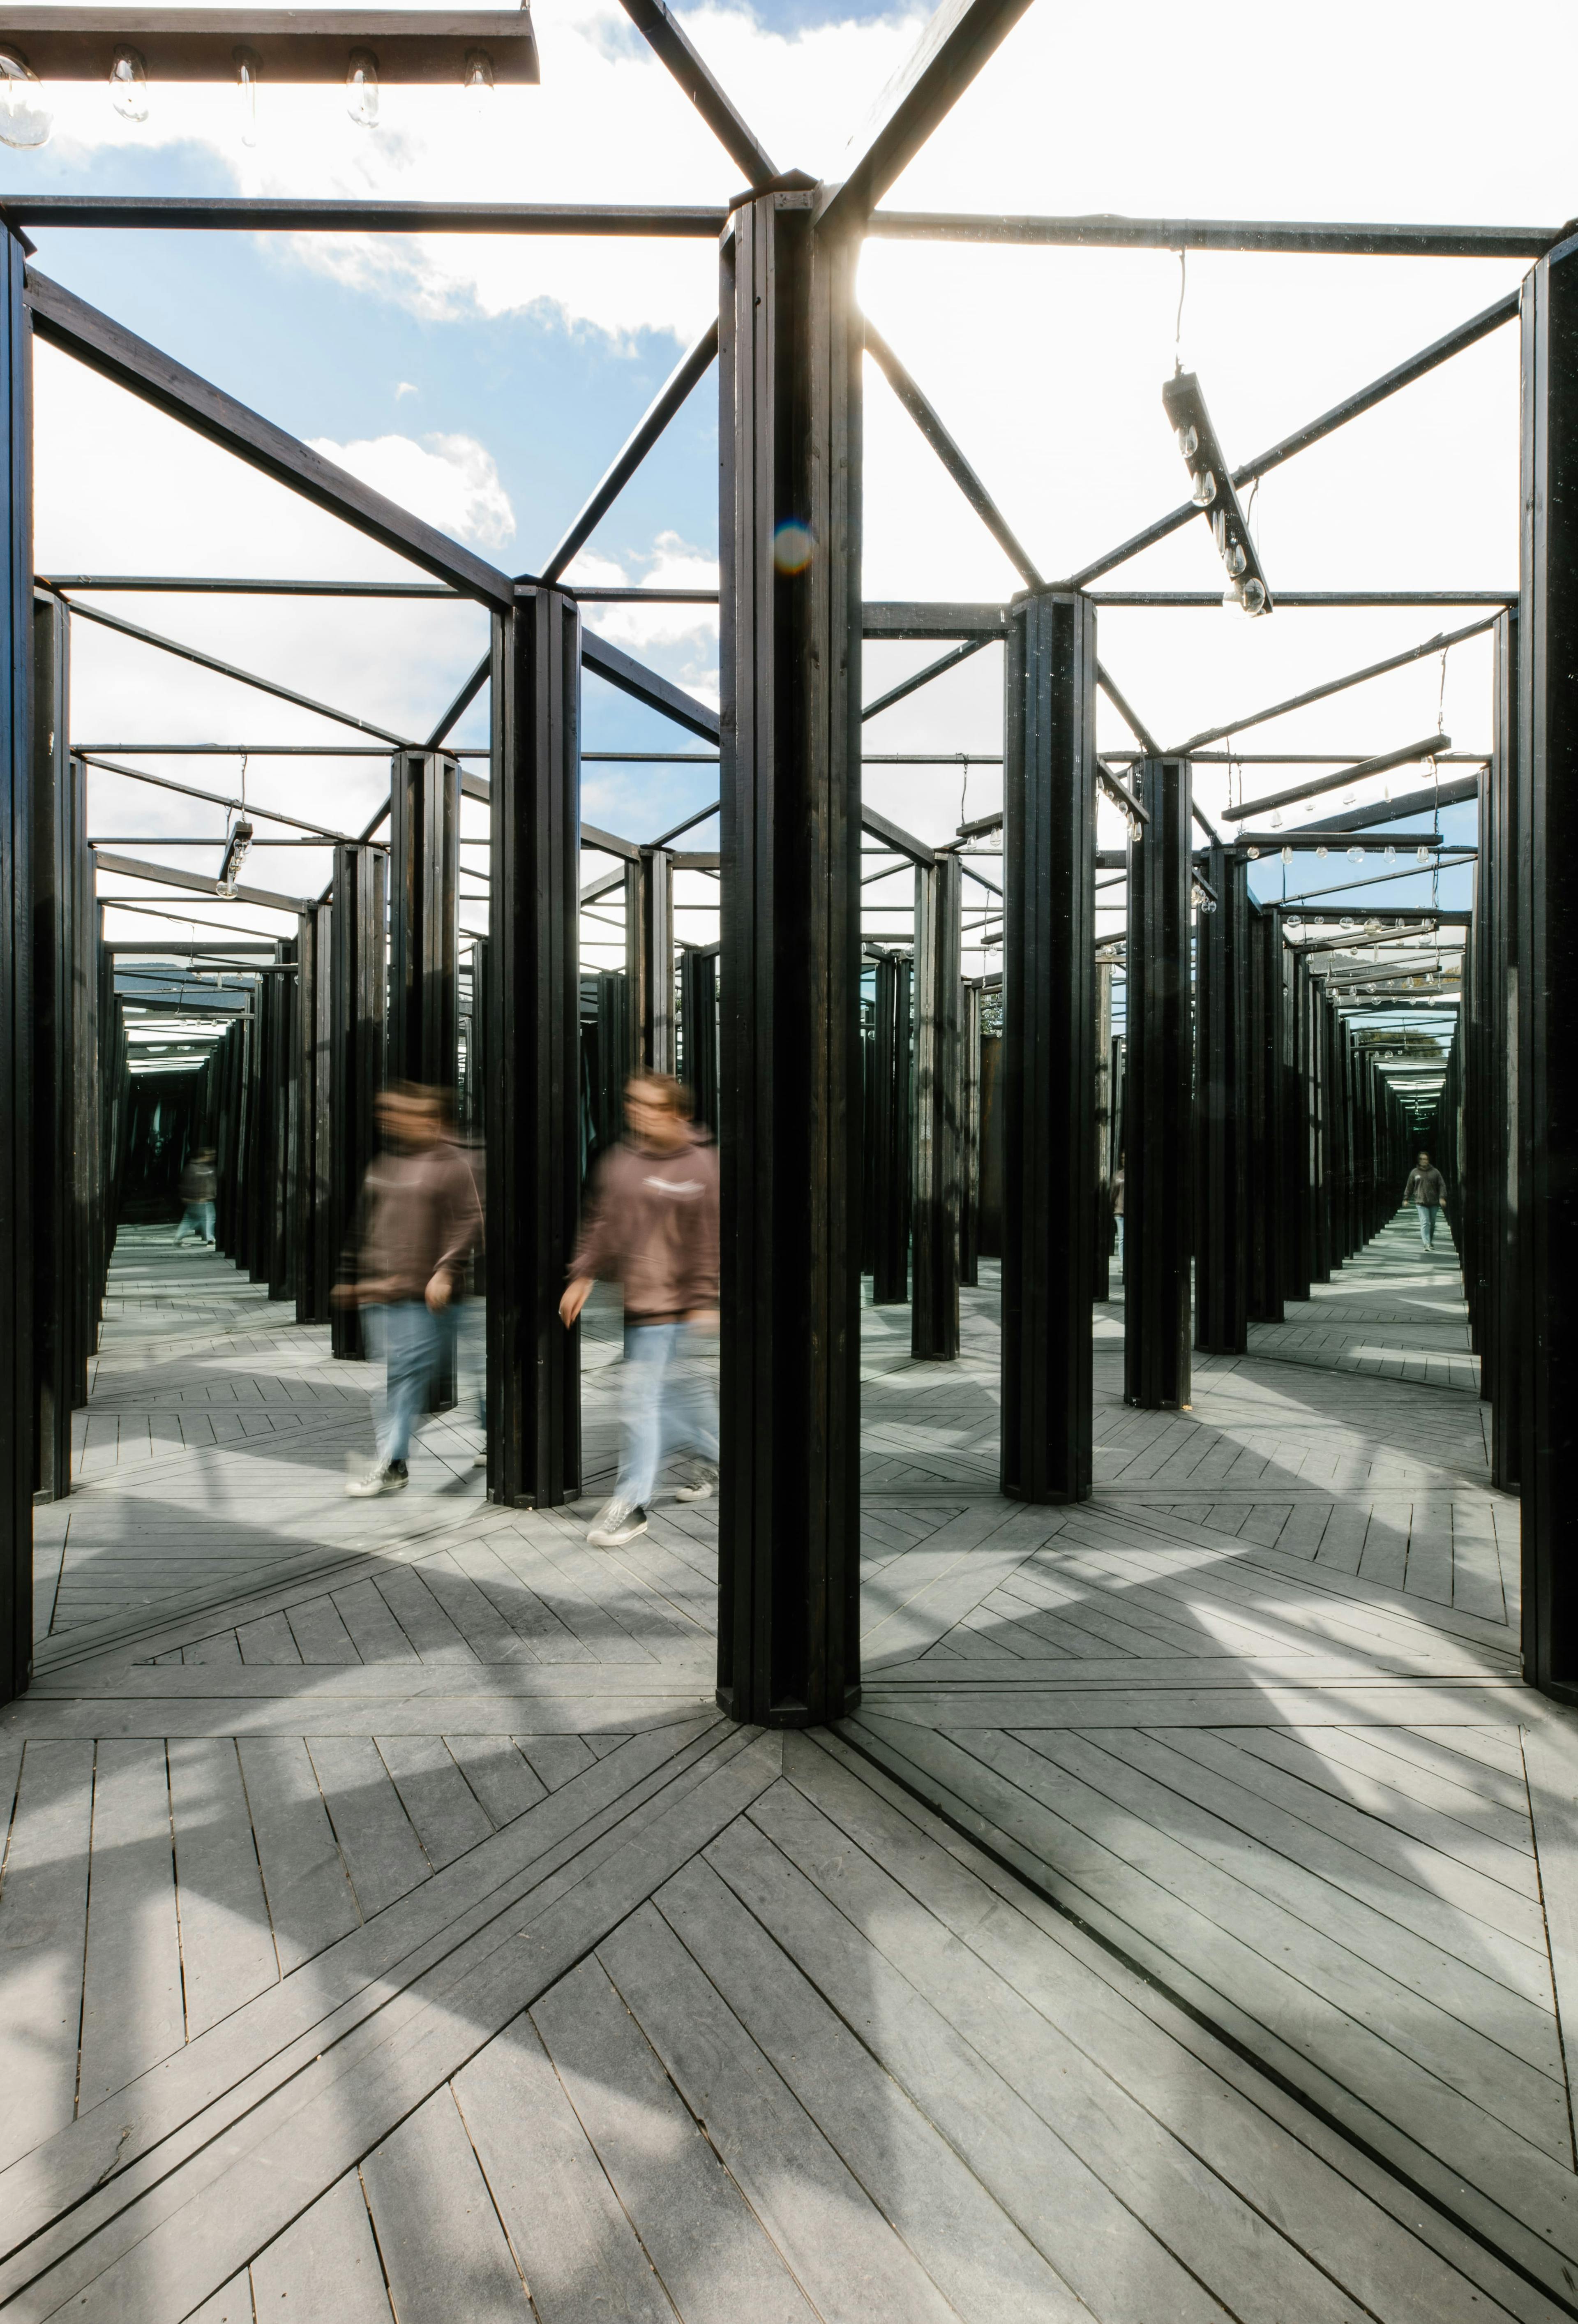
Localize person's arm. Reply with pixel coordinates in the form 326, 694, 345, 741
427, 1150, 484, 1309
560, 1157, 616, 1326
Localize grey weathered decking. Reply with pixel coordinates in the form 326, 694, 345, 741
2, 1213, 1575, 2322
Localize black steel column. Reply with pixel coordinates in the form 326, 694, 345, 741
1124, 755, 1193, 1410
31, 592, 72, 1499
389, 748, 459, 1093
1195, 844, 1249, 1354
912, 852, 961, 1360
1517, 234, 1578, 1696
717, 190, 862, 1723
1485, 612, 1519, 1485
488, 587, 581, 1509
1247, 903, 1285, 1323
295, 900, 333, 1326
330, 843, 386, 1359
1002, 590, 1097, 1497
869, 952, 911, 1304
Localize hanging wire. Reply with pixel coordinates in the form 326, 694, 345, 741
959, 752, 969, 832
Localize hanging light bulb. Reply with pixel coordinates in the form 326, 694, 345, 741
1223, 536, 1248, 578
1316, 845, 1329, 860
1347, 845, 1364, 862
1385, 845, 1396, 861
346, 47, 378, 126
1271, 809, 1283, 828
1286, 915, 1302, 929
1416, 845, 1430, 864
463, 48, 495, 106
1190, 469, 1217, 508
0, 49, 49, 146
1281, 846, 1293, 864
233, 46, 260, 146
1239, 578, 1267, 615
1176, 423, 1198, 461
111, 45, 148, 121
1246, 845, 1260, 860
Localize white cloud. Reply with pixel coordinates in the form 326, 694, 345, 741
394, 380, 418, 399
307, 430, 516, 549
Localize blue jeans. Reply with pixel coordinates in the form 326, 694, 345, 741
615, 1321, 720, 1509
364, 1301, 455, 1465
1115, 1217, 1124, 1264
1416, 1204, 1437, 1248
175, 1201, 214, 1243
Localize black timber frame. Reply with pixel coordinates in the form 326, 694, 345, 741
1195, 843, 1250, 1355
911, 850, 962, 1360
31, 589, 75, 1501
388, 748, 461, 1092
1125, 756, 1194, 1409
1001, 591, 1096, 1500
329, 844, 386, 1360
1, 227, 30, 1698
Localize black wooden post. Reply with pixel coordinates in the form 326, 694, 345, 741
1094, 959, 1112, 1302
1516, 232, 1578, 1698
912, 850, 961, 1360
1195, 843, 1249, 1354
679, 943, 719, 1133
716, 190, 863, 1724
960, 978, 982, 1289
488, 587, 581, 1509
635, 845, 675, 1072
75, 858, 102, 1397
294, 900, 333, 1326
1483, 611, 1520, 1486
1002, 590, 1097, 1497
265, 939, 295, 1302
1124, 755, 1193, 1409
1247, 903, 1285, 1324
31, 591, 72, 1499
330, 842, 386, 1359
389, 748, 459, 1093
1, 224, 33, 1704
869, 952, 911, 1304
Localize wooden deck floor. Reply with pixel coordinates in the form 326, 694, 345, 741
3, 1213, 1576, 2323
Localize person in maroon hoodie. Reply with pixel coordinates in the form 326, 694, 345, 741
561, 1071, 719, 1548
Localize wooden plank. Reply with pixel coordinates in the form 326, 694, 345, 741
77, 1740, 185, 2107
516, 1734, 596, 1791
238, 1737, 362, 1973
305, 1735, 433, 1915
331, 1579, 421, 1664
374, 1734, 493, 1869
531, 1954, 821, 2324
168, 1737, 281, 2033
284, 1595, 362, 1665
185, 2274, 255, 2324
0, 1741, 95, 2167
249, 2170, 393, 2322
442, 1735, 546, 1828
360, 2088, 530, 2319
600, 1901, 976, 2324
454, 2012, 681, 2324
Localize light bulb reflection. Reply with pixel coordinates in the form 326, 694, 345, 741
234, 46, 260, 145
0, 49, 49, 146
464, 48, 494, 106
346, 47, 378, 126
111, 44, 148, 120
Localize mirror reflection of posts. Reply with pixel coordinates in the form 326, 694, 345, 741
0, 0, 1566, 1736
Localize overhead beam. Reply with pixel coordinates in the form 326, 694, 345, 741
63, 595, 414, 745
1066, 287, 1520, 591
863, 601, 1007, 637
819, 0, 1035, 233
616, 0, 777, 182
862, 635, 990, 721
78, 753, 371, 843
541, 319, 718, 584
0, 10, 539, 82
866, 213, 1564, 258
7, 196, 720, 234
1261, 772, 1481, 838
1170, 616, 1499, 755
581, 631, 721, 740
861, 802, 935, 866
1224, 734, 1452, 822
864, 319, 1042, 586
93, 846, 307, 914
26, 271, 515, 609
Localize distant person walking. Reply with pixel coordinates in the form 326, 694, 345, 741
334, 1085, 482, 1497
1403, 1150, 1447, 1252
560, 1072, 719, 1550
174, 1148, 216, 1247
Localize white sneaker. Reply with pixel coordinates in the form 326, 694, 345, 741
587, 1498, 647, 1547
673, 1464, 717, 1504
346, 1460, 407, 1498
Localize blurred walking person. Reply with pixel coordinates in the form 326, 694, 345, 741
174, 1148, 216, 1247
334, 1085, 482, 1497
1403, 1148, 1447, 1254
560, 1072, 719, 1548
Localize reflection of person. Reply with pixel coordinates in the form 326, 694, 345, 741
1112, 1155, 1125, 1268
1403, 1150, 1446, 1252
174, 1149, 217, 1247
334, 1086, 482, 1497
560, 1072, 719, 1549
